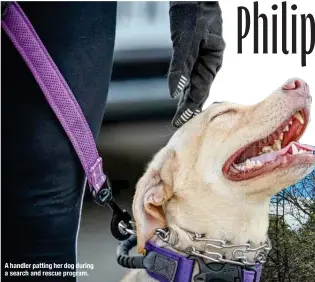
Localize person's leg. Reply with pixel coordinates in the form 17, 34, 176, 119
1, 2, 117, 280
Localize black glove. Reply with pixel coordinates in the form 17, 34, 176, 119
168, 1, 225, 128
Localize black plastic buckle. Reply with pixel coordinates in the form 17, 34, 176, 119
191, 256, 243, 282
93, 178, 113, 206
92, 178, 133, 241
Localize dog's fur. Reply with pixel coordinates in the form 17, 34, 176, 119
122, 78, 314, 282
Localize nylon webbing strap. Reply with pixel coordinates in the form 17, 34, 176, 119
144, 242, 194, 282
243, 264, 262, 282
143, 251, 178, 282
2, 2, 106, 192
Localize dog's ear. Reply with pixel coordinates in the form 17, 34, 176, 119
133, 149, 176, 254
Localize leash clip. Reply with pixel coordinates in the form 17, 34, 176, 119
92, 178, 133, 241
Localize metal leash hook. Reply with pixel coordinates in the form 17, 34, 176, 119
92, 178, 132, 241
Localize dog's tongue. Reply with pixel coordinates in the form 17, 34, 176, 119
250, 150, 282, 163
249, 142, 315, 164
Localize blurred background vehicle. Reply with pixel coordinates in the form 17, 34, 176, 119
96, 2, 176, 193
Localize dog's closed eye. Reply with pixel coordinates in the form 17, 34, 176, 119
210, 109, 237, 122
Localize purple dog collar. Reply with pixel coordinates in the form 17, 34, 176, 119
243, 264, 262, 282
145, 242, 194, 282
2, 2, 106, 193
144, 242, 262, 282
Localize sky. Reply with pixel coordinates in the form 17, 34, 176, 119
205, 0, 314, 146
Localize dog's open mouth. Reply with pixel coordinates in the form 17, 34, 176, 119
223, 109, 315, 181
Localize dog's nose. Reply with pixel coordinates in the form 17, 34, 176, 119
282, 79, 307, 91
281, 78, 311, 101
282, 79, 305, 90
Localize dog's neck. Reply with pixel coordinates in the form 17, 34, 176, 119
154, 194, 271, 262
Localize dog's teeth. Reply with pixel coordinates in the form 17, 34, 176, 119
262, 146, 273, 153
289, 120, 293, 125
246, 164, 254, 169
279, 133, 284, 141
298, 149, 306, 154
255, 160, 263, 168
233, 164, 242, 170
294, 112, 304, 124
230, 165, 240, 175
283, 125, 289, 132
272, 140, 282, 151
291, 144, 298, 155
236, 165, 242, 170
239, 165, 245, 171
245, 159, 254, 169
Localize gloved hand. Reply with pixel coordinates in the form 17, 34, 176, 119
168, 1, 225, 128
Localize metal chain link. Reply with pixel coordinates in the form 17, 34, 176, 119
187, 232, 271, 267
118, 221, 271, 267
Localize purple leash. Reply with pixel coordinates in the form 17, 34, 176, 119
2, 2, 105, 193
2, 2, 132, 241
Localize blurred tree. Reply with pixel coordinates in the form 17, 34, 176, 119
262, 170, 315, 282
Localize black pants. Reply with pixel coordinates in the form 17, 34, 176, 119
1, 2, 117, 281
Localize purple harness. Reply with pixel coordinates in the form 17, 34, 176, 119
2, 3, 263, 281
